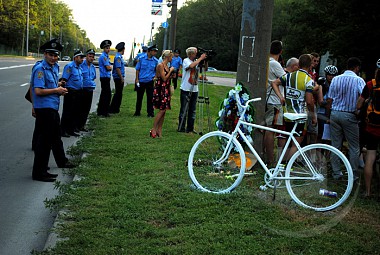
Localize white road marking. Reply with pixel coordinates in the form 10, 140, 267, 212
0, 64, 34, 70
20, 83, 29, 87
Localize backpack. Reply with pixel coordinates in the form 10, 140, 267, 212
366, 79, 380, 127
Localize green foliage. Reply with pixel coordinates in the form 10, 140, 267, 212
0, 0, 94, 56
156, 0, 379, 77
40, 85, 380, 254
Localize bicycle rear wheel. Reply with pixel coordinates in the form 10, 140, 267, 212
188, 131, 246, 194
285, 144, 353, 211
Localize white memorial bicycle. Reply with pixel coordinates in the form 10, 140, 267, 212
188, 92, 353, 211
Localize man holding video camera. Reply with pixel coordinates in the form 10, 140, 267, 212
178, 47, 207, 133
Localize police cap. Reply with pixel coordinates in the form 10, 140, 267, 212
148, 44, 158, 52
115, 42, 125, 51
73, 50, 86, 58
40, 38, 63, 54
86, 49, 95, 55
100, 40, 112, 49
174, 48, 181, 54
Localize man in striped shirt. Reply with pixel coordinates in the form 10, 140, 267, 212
327, 57, 365, 179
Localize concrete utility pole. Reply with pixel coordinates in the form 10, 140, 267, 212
168, 0, 178, 50
236, 0, 274, 154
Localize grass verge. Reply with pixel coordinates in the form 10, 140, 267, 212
41, 84, 380, 255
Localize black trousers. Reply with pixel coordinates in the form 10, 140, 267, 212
172, 70, 179, 89
109, 78, 124, 113
135, 80, 154, 116
97, 77, 111, 116
33, 108, 67, 178
78, 89, 93, 129
178, 90, 198, 132
61, 88, 82, 133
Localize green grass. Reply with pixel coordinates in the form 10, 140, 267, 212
41, 84, 380, 255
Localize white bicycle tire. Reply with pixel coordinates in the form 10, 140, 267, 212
188, 131, 246, 194
285, 143, 353, 211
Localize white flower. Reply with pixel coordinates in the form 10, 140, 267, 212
215, 120, 219, 127
242, 93, 249, 101
235, 84, 242, 92
246, 135, 253, 144
247, 114, 253, 122
228, 89, 235, 97
223, 98, 229, 106
247, 126, 253, 132
227, 110, 231, 116
219, 109, 224, 117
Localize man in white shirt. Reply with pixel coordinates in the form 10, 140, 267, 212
263, 40, 286, 166
178, 47, 206, 133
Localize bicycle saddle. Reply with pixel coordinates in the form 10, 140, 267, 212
284, 113, 307, 122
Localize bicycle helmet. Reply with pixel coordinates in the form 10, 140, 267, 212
377, 59, 380, 69
324, 65, 338, 75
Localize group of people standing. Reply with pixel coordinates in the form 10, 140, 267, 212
265, 40, 380, 198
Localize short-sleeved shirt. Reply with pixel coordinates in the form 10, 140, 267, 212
112, 52, 125, 79
180, 57, 199, 92
171, 55, 183, 70
31, 60, 60, 110
280, 69, 314, 118
81, 59, 96, 90
62, 61, 83, 90
135, 54, 158, 83
99, 51, 111, 78
327, 70, 365, 112
360, 81, 380, 137
266, 57, 286, 105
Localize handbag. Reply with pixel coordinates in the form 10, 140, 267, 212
25, 86, 32, 103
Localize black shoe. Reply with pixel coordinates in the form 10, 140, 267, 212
58, 161, 76, 168
46, 172, 58, 178
67, 131, 80, 137
133, 112, 141, 116
147, 114, 154, 118
61, 132, 70, 138
32, 175, 56, 182
186, 130, 198, 134
177, 129, 185, 132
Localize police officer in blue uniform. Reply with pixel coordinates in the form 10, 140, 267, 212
31, 39, 75, 182
134, 44, 159, 117
171, 48, 183, 89
134, 45, 148, 66
60, 50, 85, 137
109, 42, 126, 114
97, 39, 113, 117
78, 49, 97, 131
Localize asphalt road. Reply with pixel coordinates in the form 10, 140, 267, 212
0, 57, 136, 254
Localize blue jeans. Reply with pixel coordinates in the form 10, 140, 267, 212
330, 111, 360, 177
178, 90, 198, 132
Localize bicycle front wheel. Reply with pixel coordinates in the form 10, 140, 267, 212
188, 131, 246, 194
285, 144, 353, 211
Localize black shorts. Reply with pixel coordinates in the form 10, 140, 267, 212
285, 121, 305, 137
365, 131, 380, 150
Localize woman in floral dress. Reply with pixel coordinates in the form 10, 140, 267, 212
150, 50, 175, 137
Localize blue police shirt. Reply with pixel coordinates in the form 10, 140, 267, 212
112, 52, 125, 79
81, 59, 96, 90
99, 51, 111, 78
171, 55, 182, 70
136, 52, 146, 61
135, 54, 158, 83
31, 60, 60, 110
62, 61, 83, 90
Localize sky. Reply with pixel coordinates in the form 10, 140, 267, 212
60, 0, 186, 58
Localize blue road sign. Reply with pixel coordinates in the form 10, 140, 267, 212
162, 21, 169, 28
152, 0, 163, 2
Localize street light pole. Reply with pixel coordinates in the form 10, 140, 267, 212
168, 0, 177, 50
26, 0, 29, 56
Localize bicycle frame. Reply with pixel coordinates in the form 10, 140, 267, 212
217, 93, 320, 182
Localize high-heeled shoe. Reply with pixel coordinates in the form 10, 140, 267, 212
150, 129, 157, 138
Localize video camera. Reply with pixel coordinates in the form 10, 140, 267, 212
197, 47, 216, 61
